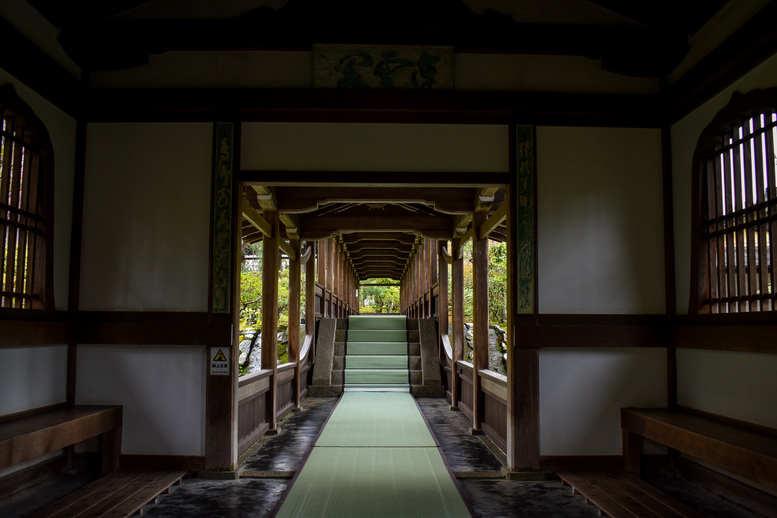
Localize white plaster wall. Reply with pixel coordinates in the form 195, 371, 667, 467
241, 122, 508, 173
671, 51, 777, 314
0, 346, 68, 416
76, 345, 206, 455
0, 70, 77, 311
677, 349, 777, 429
540, 348, 667, 455
80, 123, 212, 311
536, 127, 665, 314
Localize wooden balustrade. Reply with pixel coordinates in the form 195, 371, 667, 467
237, 337, 313, 456
442, 346, 508, 455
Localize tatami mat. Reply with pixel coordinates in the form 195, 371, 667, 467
316, 392, 436, 447
348, 315, 408, 330
275, 392, 472, 517
347, 342, 408, 355
274, 447, 471, 518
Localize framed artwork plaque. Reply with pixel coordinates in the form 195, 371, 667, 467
313, 44, 453, 90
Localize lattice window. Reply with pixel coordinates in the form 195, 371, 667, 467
1, 86, 52, 310
695, 102, 777, 313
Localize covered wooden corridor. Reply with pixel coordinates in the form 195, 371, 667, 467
235, 158, 531, 471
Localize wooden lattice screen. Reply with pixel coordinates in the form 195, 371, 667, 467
699, 111, 777, 313
0, 103, 46, 309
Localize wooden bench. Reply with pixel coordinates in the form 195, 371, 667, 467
557, 468, 703, 518
621, 407, 777, 493
29, 469, 187, 518
0, 405, 123, 476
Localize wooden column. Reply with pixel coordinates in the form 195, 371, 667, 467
451, 239, 464, 410
317, 240, 325, 316
328, 237, 335, 317
305, 242, 317, 358
261, 210, 280, 430
472, 212, 489, 433
507, 126, 540, 471
288, 239, 302, 409
438, 241, 449, 363
511, 346, 540, 469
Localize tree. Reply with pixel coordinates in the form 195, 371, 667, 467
359, 278, 400, 313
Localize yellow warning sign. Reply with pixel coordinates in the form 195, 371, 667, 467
210, 347, 230, 375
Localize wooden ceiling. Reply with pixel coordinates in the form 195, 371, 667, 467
28, 0, 728, 77
241, 184, 506, 281
22, 0, 733, 282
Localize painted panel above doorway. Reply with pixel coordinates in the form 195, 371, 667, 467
313, 44, 453, 90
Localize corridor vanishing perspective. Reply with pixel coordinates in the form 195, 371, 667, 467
3, 2, 777, 518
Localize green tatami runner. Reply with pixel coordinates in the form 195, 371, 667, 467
275, 392, 472, 518
316, 392, 436, 447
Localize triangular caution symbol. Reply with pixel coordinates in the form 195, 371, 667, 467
213, 349, 227, 362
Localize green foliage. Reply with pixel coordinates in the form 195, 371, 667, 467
359, 278, 400, 313
446, 239, 507, 328
488, 241, 508, 326
239, 240, 305, 370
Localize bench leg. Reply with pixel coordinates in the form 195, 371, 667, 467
100, 426, 122, 474
622, 429, 642, 476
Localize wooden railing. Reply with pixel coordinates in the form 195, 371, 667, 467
443, 337, 507, 454
237, 334, 314, 456
404, 283, 440, 319
315, 283, 357, 319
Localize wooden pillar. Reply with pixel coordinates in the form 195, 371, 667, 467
337, 241, 343, 317
507, 125, 540, 471
328, 237, 335, 317
305, 242, 317, 358
451, 239, 464, 410
472, 212, 489, 432
511, 346, 540, 469
288, 239, 301, 409
438, 241, 449, 363
261, 210, 280, 430
422, 240, 429, 317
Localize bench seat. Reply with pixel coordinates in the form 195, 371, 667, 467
558, 468, 704, 518
621, 407, 777, 492
0, 405, 123, 474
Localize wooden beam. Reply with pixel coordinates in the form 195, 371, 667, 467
479, 202, 508, 239
475, 187, 499, 212
242, 199, 272, 238
251, 186, 277, 211
453, 214, 472, 236
279, 238, 296, 260
457, 228, 475, 258
280, 213, 300, 240
299, 214, 454, 240
300, 243, 312, 264
275, 186, 476, 214
440, 243, 453, 265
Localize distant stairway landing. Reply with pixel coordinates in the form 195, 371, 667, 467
344, 315, 409, 392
